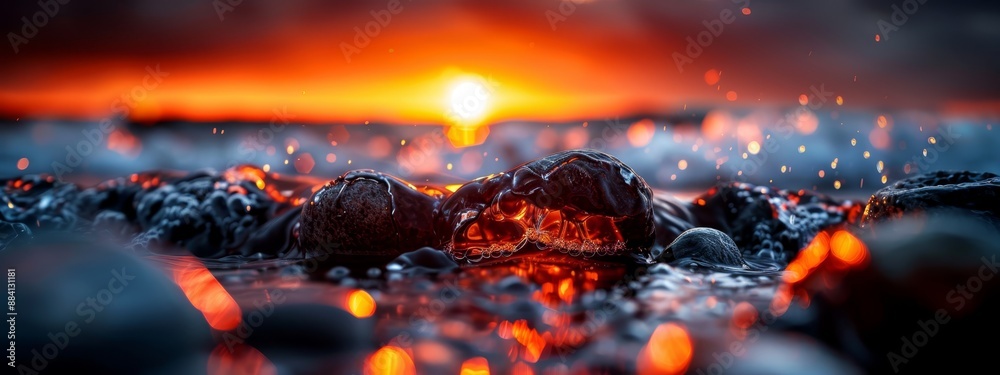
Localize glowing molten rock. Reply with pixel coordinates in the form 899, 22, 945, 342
298, 170, 442, 257
435, 150, 655, 263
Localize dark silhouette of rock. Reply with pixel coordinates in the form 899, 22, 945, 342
862, 170, 1000, 227
298, 170, 441, 259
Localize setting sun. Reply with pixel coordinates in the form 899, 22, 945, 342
447, 76, 492, 126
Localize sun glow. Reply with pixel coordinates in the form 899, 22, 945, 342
447, 76, 492, 125
444, 75, 495, 147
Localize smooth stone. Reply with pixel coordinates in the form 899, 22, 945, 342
386, 247, 459, 277
809, 214, 1000, 372
659, 227, 748, 268
5, 236, 213, 374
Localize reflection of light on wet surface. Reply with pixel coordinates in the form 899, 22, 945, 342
638, 322, 692, 375
187, 222, 872, 373
460, 357, 491, 375
348, 289, 376, 318
831, 230, 868, 266
366, 346, 416, 375
783, 232, 830, 283
169, 257, 242, 331
207, 343, 277, 375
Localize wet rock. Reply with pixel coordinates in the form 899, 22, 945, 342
92, 210, 134, 238
436, 149, 655, 263
133, 168, 279, 257
807, 214, 1000, 373
6, 236, 214, 374
3, 168, 286, 258
862, 170, 1000, 227
688, 183, 850, 261
298, 170, 441, 259
0, 174, 81, 230
386, 247, 459, 277
658, 227, 748, 268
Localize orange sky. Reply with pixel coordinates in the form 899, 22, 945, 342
1, 0, 998, 124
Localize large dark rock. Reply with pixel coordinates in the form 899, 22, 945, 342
435, 149, 655, 263
805, 214, 1000, 373
3, 237, 214, 374
298, 170, 441, 259
862, 170, 1000, 227
688, 183, 851, 262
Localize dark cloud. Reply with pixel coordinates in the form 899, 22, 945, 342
1, 0, 998, 119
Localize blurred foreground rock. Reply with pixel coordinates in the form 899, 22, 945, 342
2, 237, 213, 374
808, 214, 1000, 372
